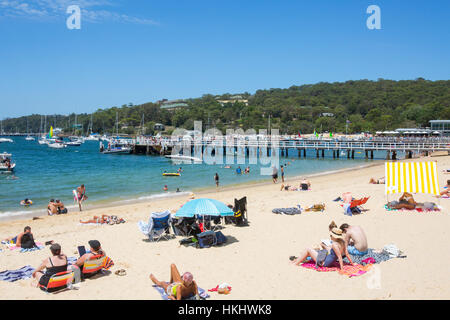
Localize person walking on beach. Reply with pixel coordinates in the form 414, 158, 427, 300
272, 166, 278, 183
280, 165, 285, 183
76, 184, 88, 211
214, 173, 219, 187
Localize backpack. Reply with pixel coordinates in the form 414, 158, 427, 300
196, 231, 217, 248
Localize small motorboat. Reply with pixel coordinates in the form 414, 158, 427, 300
0, 138, 13, 143
165, 154, 202, 163
48, 142, 67, 149
25, 136, 35, 141
0, 152, 15, 172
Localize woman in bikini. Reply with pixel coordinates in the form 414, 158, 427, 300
150, 264, 198, 300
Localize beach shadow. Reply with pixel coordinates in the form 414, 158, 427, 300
84, 269, 112, 281
216, 235, 239, 247
142, 235, 176, 243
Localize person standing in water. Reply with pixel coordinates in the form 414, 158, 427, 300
76, 184, 88, 211
214, 173, 219, 188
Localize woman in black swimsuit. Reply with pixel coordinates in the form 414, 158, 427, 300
32, 243, 68, 288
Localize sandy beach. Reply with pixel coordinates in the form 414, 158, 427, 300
1, 155, 449, 300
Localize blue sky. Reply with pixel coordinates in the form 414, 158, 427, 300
0, 0, 449, 118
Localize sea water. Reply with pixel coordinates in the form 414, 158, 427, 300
0, 137, 388, 220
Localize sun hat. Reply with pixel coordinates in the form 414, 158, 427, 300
329, 227, 344, 240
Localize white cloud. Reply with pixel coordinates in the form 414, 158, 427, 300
0, 0, 158, 25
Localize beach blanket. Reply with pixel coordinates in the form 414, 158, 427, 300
7, 242, 44, 252
272, 206, 302, 215
0, 265, 35, 282
343, 249, 392, 265
152, 284, 209, 300
300, 261, 372, 277
384, 205, 442, 212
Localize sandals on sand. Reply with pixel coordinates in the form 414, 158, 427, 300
115, 269, 127, 276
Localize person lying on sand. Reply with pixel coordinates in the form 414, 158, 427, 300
80, 215, 111, 224
387, 192, 417, 210
150, 264, 198, 300
439, 180, 450, 197
291, 227, 354, 270
369, 177, 385, 184
280, 184, 299, 191
32, 243, 68, 288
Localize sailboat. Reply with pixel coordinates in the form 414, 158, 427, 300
0, 121, 13, 143
102, 112, 131, 154
25, 117, 35, 141
85, 114, 100, 141
47, 126, 66, 148
38, 115, 49, 144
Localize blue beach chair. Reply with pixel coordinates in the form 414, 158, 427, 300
138, 210, 173, 242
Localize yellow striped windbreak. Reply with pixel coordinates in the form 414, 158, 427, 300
385, 161, 440, 195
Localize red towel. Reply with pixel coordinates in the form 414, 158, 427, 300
300, 261, 372, 277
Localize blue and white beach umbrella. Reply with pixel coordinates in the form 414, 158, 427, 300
175, 198, 234, 217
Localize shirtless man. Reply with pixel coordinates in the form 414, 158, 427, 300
339, 223, 368, 256
76, 184, 88, 211
48, 199, 58, 215
75, 240, 105, 275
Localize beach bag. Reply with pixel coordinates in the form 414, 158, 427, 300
58, 208, 68, 214
214, 231, 227, 245
423, 202, 436, 210
197, 231, 216, 248
351, 206, 361, 214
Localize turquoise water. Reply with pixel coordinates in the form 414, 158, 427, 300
0, 137, 387, 219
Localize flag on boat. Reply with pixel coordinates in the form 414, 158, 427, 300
385, 161, 440, 195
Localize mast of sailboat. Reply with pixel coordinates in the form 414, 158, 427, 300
116, 112, 119, 137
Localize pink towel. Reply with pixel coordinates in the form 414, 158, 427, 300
300, 261, 372, 277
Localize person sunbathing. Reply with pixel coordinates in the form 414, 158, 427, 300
149, 264, 198, 300
439, 180, 450, 197
32, 243, 68, 288
369, 177, 385, 184
80, 215, 111, 224
280, 184, 299, 191
390, 192, 417, 210
291, 227, 354, 270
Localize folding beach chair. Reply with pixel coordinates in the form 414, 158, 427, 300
138, 211, 173, 242
227, 197, 248, 226
81, 254, 108, 279
39, 270, 74, 293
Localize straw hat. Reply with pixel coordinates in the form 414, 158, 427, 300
329, 227, 344, 240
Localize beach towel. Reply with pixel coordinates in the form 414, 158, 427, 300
152, 284, 209, 300
384, 204, 442, 212
272, 205, 302, 215
0, 265, 35, 282
343, 248, 399, 265
300, 261, 372, 277
6, 242, 44, 252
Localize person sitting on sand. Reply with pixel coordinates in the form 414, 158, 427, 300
369, 177, 385, 184
54, 199, 67, 214
299, 178, 311, 190
291, 227, 354, 270
150, 264, 198, 300
32, 243, 68, 288
338, 222, 368, 256
48, 199, 57, 215
16, 226, 37, 249
75, 240, 105, 275
439, 180, 450, 197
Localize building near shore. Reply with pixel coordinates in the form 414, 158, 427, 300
429, 120, 450, 136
